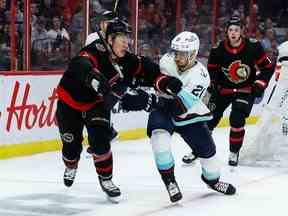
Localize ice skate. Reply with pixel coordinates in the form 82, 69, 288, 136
182, 152, 198, 165
99, 177, 121, 203
201, 175, 236, 195
228, 152, 239, 167
165, 180, 183, 203
63, 167, 77, 187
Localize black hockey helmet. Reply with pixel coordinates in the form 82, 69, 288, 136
225, 16, 242, 30
100, 10, 117, 22
106, 18, 132, 37
92, 10, 117, 26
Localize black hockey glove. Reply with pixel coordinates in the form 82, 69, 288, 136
86, 69, 111, 95
121, 89, 157, 112
104, 81, 127, 110
252, 80, 266, 97
110, 81, 127, 99
156, 76, 183, 96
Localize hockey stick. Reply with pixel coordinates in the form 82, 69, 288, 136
113, 0, 120, 14
93, 0, 123, 78
266, 65, 281, 104
266, 83, 277, 104
96, 27, 124, 78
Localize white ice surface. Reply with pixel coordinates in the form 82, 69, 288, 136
0, 126, 287, 216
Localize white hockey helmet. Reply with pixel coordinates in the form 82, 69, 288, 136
171, 31, 200, 56
278, 41, 288, 67
171, 31, 200, 71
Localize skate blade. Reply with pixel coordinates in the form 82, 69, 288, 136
107, 195, 121, 204
182, 160, 197, 167
229, 166, 237, 173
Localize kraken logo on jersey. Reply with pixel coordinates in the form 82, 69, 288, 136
222, 60, 250, 84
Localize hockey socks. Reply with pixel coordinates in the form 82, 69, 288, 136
93, 151, 113, 178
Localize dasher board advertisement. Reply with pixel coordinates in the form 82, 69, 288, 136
0, 73, 148, 147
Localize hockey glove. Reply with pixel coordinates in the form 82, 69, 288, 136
110, 81, 127, 99
121, 89, 157, 112
253, 80, 266, 97
86, 69, 111, 95
104, 81, 127, 110
156, 76, 183, 96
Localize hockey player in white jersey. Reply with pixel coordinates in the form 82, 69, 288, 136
245, 41, 288, 161
121, 31, 236, 202
276, 41, 288, 137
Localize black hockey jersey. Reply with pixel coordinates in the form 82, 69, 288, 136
207, 38, 274, 90
57, 39, 162, 111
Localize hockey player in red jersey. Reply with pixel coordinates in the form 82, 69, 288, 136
56, 18, 183, 202
205, 16, 274, 167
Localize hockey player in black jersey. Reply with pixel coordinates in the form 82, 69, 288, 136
84, 10, 119, 155
202, 16, 274, 167
56, 18, 183, 202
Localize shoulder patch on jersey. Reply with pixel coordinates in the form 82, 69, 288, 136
95, 43, 106, 52
249, 38, 258, 43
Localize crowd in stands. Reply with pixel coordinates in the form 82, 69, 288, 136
137, 0, 288, 64
0, 0, 287, 71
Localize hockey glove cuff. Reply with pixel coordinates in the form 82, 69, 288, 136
155, 75, 183, 96
110, 81, 127, 99
86, 69, 111, 95
253, 80, 267, 97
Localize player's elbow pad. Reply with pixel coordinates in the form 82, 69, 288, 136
85, 69, 110, 95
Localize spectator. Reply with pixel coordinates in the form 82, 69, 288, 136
68, 4, 84, 55
31, 16, 49, 69
47, 15, 71, 67
30, 2, 40, 32
262, 28, 278, 50
47, 16, 70, 41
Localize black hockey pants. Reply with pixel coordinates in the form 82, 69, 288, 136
207, 92, 255, 152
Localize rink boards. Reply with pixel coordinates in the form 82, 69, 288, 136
0, 72, 271, 159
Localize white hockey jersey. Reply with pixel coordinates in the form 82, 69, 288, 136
277, 41, 288, 79
159, 53, 212, 126
268, 41, 288, 114
275, 41, 288, 136
85, 32, 101, 46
